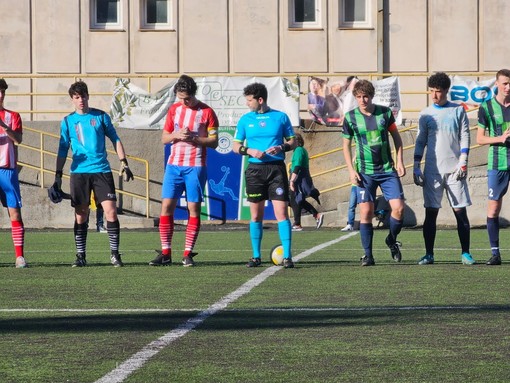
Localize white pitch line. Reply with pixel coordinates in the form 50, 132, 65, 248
94, 231, 358, 383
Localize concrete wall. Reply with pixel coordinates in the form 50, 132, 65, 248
1, 1, 506, 76
0, 0, 507, 124
17, 121, 497, 229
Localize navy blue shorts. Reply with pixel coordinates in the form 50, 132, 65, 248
357, 171, 404, 203
487, 169, 510, 200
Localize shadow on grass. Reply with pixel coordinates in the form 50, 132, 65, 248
1, 305, 509, 334
1, 259, 505, 268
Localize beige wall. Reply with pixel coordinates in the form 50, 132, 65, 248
231, 1, 279, 73
330, 0, 378, 72
0, 0, 31, 73
387, 0, 428, 72
481, 0, 510, 71
0, 0, 506, 122
131, 0, 179, 73
181, 0, 229, 73
428, 0, 478, 72
1, 0, 506, 75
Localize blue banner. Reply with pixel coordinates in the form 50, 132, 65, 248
165, 126, 277, 221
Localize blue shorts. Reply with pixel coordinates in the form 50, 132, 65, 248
0, 168, 22, 208
357, 171, 404, 203
487, 169, 510, 200
162, 165, 207, 203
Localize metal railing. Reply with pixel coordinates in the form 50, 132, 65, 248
308, 106, 483, 197
0, 72, 496, 119
18, 125, 152, 218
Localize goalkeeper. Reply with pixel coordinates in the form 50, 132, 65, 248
413, 72, 474, 265
53, 81, 134, 267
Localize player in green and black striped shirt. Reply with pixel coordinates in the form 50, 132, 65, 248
476, 68, 510, 266
343, 80, 406, 266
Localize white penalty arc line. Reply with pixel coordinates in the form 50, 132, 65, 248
94, 232, 357, 383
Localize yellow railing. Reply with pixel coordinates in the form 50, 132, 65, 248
18, 126, 152, 218
308, 108, 482, 196
0, 72, 496, 119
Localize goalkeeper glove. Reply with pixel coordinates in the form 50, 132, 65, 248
453, 153, 468, 181
119, 159, 134, 182
48, 182, 63, 204
413, 162, 424, 187
48, 170, 64, 203
48, 171, 71, 203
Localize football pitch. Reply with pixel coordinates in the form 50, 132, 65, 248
0, 226, 509, 383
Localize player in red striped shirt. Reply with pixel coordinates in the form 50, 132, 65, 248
0, 79, 27, 268
150, 75, 219, 267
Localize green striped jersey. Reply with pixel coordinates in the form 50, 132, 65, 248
342, 105, 396, 175
478, 98, 510, 170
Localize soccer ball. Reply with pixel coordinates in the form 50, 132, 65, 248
270, 244, 284, 266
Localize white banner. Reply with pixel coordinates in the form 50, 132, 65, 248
373, 76, 403, 126
449, 75, 496, 107
307, 76, 402, 126
110, 78, 174, 130
111, 76, 300, 129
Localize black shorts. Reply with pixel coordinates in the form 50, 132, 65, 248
70, 172, 117, 207
245, 161, 289, 203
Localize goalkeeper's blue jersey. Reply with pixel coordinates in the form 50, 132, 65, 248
57, 108, 120, 173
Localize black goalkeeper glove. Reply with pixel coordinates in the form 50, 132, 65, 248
48, 182, 63, 204
119, 159, 134, 182
47, 182, 71, 203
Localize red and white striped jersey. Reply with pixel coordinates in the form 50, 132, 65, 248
0, 109, 21, 169
164, 101, 218, 167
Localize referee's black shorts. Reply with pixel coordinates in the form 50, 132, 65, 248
245, 161, 289, 203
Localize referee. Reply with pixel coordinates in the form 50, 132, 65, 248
234, 83, 297, 268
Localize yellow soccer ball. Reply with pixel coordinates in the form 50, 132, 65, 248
270, 244, 284, 266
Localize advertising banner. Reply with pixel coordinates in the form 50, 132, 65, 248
111, 76, 300, 129
127, 77, 300, 221
307, 76, 402, 126
449, 75, 496, 108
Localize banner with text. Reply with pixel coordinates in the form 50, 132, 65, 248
111, 76, 300, 129
128, 77, 300, 221
449, 75, 496, 109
